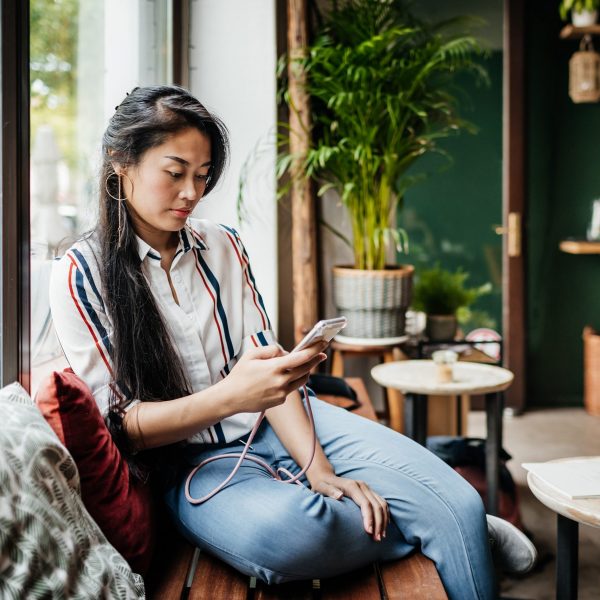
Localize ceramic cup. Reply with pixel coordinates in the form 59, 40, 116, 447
432, 349, 458, 383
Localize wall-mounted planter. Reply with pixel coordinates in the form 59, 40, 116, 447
572, 9, 598, 26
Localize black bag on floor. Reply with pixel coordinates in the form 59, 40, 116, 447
426, 436, 524, 529
306, 374, 360, 411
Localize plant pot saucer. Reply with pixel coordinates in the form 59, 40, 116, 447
334, 333, 409, 347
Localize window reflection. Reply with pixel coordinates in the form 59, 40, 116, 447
30, 0, 174, 393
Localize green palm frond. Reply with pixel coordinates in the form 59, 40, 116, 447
275, 0, 488, 270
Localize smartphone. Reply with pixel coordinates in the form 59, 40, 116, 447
292, 317, 347, 352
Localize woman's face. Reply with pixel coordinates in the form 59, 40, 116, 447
120, 127, 212, 246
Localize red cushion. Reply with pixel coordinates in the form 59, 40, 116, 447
35, 369, 155, 575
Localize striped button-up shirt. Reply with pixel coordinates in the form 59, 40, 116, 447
49, 218, 276, 445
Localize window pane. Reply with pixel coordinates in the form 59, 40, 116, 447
0, 3, 3, 382
30, 0, 175, 394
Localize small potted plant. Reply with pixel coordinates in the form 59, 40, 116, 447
412, 265, 491, 342
560, 0, 600, 26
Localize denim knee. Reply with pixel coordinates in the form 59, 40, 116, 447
402, 469, 485, 540
447, 473, 486, 521
233, 490, 343, 580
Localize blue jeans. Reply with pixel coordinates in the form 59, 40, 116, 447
163, 398, 495, 599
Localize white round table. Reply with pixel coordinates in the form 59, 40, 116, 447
527, 457, 600, 599
371, 360, 514, 515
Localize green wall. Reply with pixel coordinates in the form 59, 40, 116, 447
403, 2, 600, 407
527, 2, 600, 407
401, 51, 504, 333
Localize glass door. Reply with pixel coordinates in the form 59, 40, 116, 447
402, 0, 504, 356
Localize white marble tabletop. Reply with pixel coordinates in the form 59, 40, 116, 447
371, 360, 514, 396
527, 457, 600, 528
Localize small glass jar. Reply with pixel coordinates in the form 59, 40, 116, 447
432, 350, 458, 383
587, 199, 600, 241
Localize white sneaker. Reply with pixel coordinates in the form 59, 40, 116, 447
486, 514, 537, 575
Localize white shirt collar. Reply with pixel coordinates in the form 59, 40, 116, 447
135, 223, 208, 261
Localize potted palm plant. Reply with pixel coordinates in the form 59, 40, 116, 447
412, 265, 491, 342
277, 0, 487, 339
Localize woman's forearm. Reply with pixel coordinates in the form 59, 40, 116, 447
265, 390, 335, 484
123, 381, 235, 450
123, 345, 327, 452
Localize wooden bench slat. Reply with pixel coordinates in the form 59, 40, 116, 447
188, 551, 248, 600
380, 554, 448, 600
254, 578, 314, 600
319, 565, 382, 600
146, 536, 195, 600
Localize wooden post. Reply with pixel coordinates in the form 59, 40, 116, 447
502, 0, 526, 411
287, 0, 319, 343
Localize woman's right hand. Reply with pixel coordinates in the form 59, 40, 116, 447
221, 345, 326, 415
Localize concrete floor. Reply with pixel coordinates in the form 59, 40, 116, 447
468, 408, 600, 600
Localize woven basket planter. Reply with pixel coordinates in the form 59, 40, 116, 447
583, 326, 600, 416
332, 265, 414, 339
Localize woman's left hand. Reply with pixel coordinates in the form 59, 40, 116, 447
310, 473, 389, 541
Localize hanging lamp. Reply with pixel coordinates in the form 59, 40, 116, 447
569, 35, 600, 103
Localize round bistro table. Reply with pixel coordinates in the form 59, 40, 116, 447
330, 336, 409, 432
527, 457, 600, 600
371, 360, 514, 516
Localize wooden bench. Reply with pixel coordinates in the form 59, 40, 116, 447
146, 378, 448, 600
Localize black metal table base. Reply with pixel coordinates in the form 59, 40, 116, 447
485, 392, 503, 517
403, 391, 503, 516
557, 514, 578, 600
403, 393, 428, 446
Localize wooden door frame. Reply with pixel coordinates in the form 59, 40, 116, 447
172, 0, 190, 88
2, 0, 31, 390
503, 0, 527, 411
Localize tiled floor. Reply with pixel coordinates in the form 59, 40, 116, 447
468, 408, 600, 600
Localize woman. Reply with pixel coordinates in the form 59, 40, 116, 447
49, 85, 535, 599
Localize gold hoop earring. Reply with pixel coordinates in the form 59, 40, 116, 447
105, 172, 127, 201
105, 172, 128, 248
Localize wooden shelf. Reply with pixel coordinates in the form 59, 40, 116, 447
560, 24, 600, 39
560, 240, 600, 254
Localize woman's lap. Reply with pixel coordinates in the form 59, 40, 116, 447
163, 398, 495, 598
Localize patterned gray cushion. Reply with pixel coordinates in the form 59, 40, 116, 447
0, 382, 145, 599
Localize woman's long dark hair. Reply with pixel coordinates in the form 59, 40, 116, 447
99, 86, 229, 477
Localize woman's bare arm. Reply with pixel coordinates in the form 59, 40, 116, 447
123, 344, 326, 449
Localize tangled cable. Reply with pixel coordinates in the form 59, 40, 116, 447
184, 386, 316, 504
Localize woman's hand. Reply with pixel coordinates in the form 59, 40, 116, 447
310, 472, 390, 541
221, 344, 326, 415
121, 343, 325, 451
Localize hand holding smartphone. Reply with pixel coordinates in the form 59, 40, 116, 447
292, 317, 347, 353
